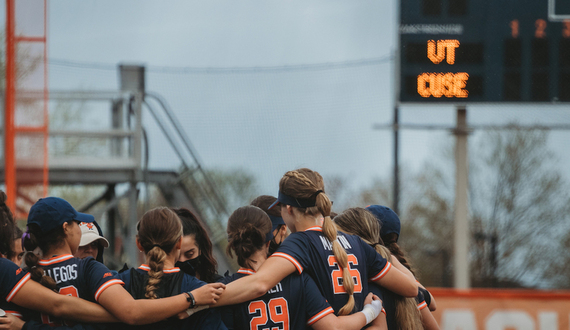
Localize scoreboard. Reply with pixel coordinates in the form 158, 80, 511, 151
399, 0, 570, 103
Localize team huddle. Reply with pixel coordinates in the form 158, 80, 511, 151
0, 168, 440, 329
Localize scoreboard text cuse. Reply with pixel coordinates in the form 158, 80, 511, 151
399, 0, 570, 103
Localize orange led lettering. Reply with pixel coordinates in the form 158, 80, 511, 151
510, 20, 519, 38
417, 73, 469, 98
535, 19, 546, 38
427, 40, 460, 65
563, 20, 570, 38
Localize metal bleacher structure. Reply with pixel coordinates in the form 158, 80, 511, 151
2, 65, 233, 272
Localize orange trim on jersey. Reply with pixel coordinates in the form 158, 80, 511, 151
417, 301, 428, 310
6, 311, 22, 319
94, 279, 124, 301
138, 264, 181, 273
305, 226, 322, 232
306, 306, 334, 325
271, 252, 303, 274
370, 261, 392, 281
6, 273, 31, 302
38, 254, 74, 266
237, 268, 256, 275
381, 308, 386, 315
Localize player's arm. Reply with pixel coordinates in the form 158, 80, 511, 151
11, 280, 119, 323
0, 313, 23, 330
214, 256, 296, 306
312, 293, 385, 330
418, 285, 437, 311
390, 256, 416, 282
373, 264, 418, 298
420, 306, 440, 330
97, 282, 225, 325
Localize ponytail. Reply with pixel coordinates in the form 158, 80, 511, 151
22, 230, 57, 292
146, 246, 167, 299
281, 169, 355, 315
137, 207, 183, 300
334, 208, 422, 329
383, 233, 416, 277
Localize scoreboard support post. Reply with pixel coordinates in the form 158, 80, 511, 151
454, 106, 470, 289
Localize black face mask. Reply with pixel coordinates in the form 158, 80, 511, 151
176, 256, 201, 276
268, 238, 281, 256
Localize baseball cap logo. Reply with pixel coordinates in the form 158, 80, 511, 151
82, 222, 95, 231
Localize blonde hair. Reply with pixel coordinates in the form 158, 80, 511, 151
137, 207, 183, 299
279, 168, 354, 315
334, 208, 422, 330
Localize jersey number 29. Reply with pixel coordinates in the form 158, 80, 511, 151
248, 297, 290, 330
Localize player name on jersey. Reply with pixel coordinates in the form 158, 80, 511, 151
319, 235, 352, 251
44, 265, 78, 284
267, 282, 283, 295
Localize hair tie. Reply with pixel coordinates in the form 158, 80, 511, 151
311, 190, 323, 198
372, 243, 381, 247
151, 244, 162, 250
31, 265, 37, 269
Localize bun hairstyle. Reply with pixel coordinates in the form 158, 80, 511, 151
334, 208, 422, 330
172, 207, 218, 283
0, 191, 15, 258
137, 207, 183, 299
226, 205, 272, 270
279, 168, 355, 315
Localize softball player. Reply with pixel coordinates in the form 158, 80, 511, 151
22, 197, 223, 327
221, 205, 384, 330
216, 168, 417, 319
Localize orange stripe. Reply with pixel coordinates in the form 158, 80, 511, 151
237, 268, 256, 275
305, 226, 322, 232
6, 311, 22, 318
427, 287, 570, 300
6, 273, 30, 302
370, 262, 392, 281
94, 279, 124, 301
38, 254, 74, 266
307, 307, 334, 325
271, 252, 303, 274
417, 301, 428, 310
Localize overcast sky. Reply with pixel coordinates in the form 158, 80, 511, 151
8, 1, 569, 203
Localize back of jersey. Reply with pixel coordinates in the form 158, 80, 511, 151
222, 269, 333, 330
273, 228, 390, 314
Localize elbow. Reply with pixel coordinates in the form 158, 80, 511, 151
404, 281, 419, 298
253, 281, 272, 298
49, 298, 67, 318
116, 310, 140, 325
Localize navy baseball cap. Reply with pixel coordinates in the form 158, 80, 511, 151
365, 205, 401, 241
268, 190, 321, 210
28, 197, 94, 233
268, 214, 286, 232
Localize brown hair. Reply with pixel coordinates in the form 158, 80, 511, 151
279, 168, 355, 315
226, 206, 272, 270
383, 233, 416, 277
22, 223, 67, 292
334, 207, 422, 330
250, 195, 281, 217
0, 191, 15, 258
137, 207, 183, 299
172, 207, 218, 283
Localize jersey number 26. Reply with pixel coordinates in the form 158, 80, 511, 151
328, 254, 363, 294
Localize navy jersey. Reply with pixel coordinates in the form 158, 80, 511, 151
29, 254, 123, 326
220, 268, 334, 330
272, 227, 391, 314
117, 265, 227, 330
369, 284, 426, 330
0, 258, 31, 318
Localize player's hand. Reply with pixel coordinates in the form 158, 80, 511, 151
364, 292, 381, 305
0, 314, 25, 330
191, 282, 226, 306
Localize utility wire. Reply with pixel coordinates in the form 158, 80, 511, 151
49, 54, 394, 74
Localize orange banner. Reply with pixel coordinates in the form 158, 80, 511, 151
428, 288, 570, 330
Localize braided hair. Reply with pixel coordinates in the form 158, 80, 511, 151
137, 207, 183, 299
279, 168, 356, 315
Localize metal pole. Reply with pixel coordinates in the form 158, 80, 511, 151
393, 106, 400, 215
5, 0, 16, 212
454, 106, 470, 288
